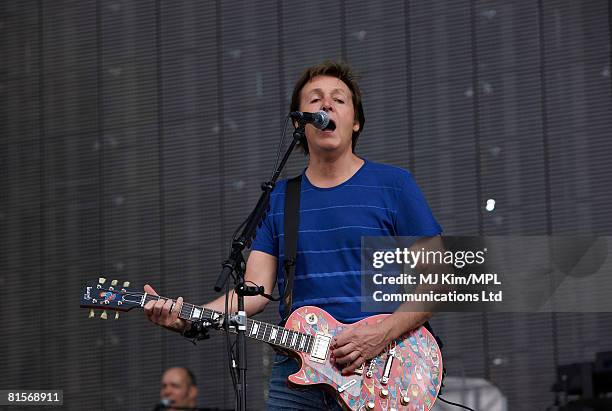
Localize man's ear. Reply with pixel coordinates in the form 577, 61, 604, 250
353, 121, 360, 132
188, 386, 198, 401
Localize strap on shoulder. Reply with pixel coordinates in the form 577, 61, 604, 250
282, 175, 302, 322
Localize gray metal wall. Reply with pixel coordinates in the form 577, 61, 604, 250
1, 1, 611, 409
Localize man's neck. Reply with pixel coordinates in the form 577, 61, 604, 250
305, 151, 364, 188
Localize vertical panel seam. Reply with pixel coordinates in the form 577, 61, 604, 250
277, 0, 286, 133
95, 0, 105, 405
155, 0, 167, 370
537, 0, 559, 378
340, 0, 347, 62
403, 1, 415, 171
470, 0, 490, 381
37, 0, 46, 384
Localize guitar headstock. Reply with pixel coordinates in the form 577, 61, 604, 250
80, 277, 142, 319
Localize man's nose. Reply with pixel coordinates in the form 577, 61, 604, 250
320, 97, 334, 112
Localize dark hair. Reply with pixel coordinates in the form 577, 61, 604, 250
290, 61, 365, 154
185, 368, 197, 386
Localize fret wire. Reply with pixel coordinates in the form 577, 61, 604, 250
179, 304, 187, 318
258, 322, 264, 340
202, 307, 212, 321
270, 325, 275, 342
282, 330, 288, 348
272, 325, 279, 344
249, 319, 258, 338
178, 303, 187, 318
281, 330, 287, 348
257, 321, 266, 341
307, 335, 314, 353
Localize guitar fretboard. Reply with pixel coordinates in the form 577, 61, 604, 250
141, 294, 315, 354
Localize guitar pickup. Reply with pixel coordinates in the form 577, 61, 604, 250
309, 333, 331, 364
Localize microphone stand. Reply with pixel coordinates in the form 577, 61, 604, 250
213, 123, 305, 411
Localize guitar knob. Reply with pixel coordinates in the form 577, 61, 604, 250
365, 400, 375, 410
400, 395, 410, 405
380, 388, 389, 398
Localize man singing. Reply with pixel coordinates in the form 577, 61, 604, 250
144, 61, 442, 410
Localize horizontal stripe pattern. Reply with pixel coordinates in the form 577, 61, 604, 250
251, 159, 442, 323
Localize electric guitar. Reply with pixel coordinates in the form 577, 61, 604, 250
81, 278, 442, 410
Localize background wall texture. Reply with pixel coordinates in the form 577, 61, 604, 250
1, 1, 611, 409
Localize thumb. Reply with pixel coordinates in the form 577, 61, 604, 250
144, 284, 159, 296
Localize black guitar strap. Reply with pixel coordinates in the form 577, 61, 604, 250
282, 175, 302, 323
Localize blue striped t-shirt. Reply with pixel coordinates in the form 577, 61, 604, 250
251, 158, 442, 324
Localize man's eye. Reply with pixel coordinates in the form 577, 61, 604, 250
334, 98, 345, 103
310, 98, 320, 103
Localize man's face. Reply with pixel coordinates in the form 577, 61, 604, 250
160, 368, 197, 410
299, 75, 360, 155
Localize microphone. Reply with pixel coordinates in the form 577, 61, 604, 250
153, 398, 172, 411
289, 110, 336, 131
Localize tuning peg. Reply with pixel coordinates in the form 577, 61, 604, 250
89, 309, 95, 319
100, 311, 108, 320
99, 277, 106, 284
111, 279, 118, 286
114, 312, 120, 320
123, 281, 130, 288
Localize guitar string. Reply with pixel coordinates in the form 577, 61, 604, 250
132, 292, 315, 353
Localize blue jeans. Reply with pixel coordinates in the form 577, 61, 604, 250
266, 354, 344, 411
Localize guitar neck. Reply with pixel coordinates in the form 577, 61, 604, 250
140, 293, 315, 354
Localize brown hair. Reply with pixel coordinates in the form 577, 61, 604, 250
290, 61, 365, 154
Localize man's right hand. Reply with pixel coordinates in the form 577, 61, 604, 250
143, 284, 188, 333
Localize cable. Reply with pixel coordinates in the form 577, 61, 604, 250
272, 115, 291, 176
438, 395, 476, 411
224, 282, 238, 393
